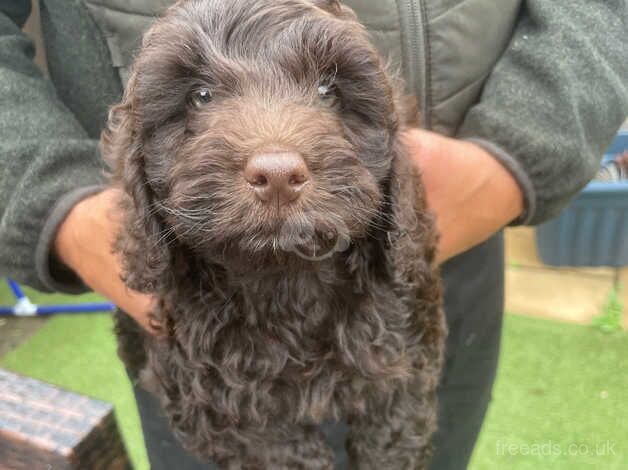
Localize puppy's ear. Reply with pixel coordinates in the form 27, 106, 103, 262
101, 77, 170, 293
380, 141, 438, 276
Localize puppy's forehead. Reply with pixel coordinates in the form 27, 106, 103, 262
132, 0, 393, 131
149, 0, 369, 73
177, 0, 335, 35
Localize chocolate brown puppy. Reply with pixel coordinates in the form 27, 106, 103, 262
103, 0, 446, 468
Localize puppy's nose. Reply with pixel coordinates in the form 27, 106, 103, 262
244, 152, 309, 204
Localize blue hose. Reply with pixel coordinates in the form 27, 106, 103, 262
36, 303, 115, 314
8, 279, 26, 299
1, 279, 116, 316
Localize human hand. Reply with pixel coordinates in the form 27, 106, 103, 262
403, 129, 524, 263
54, 188, 157, 333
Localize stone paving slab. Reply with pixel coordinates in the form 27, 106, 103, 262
0, 317, 48, 358
505, 227, 627, 327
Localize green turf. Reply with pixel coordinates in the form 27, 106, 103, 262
2, 283, 627, 469
469, 314, 628, 470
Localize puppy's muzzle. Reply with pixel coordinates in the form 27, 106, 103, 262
244, 152, 310, 205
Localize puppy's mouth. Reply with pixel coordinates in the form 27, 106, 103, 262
234, 208, 352, 261
273, 214, 352, 260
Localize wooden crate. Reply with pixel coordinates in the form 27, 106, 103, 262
0, 369, 130, 470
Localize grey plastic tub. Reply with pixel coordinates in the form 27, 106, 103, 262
535, 131, 628, 267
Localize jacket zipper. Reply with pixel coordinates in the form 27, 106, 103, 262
402, 0, 430, 129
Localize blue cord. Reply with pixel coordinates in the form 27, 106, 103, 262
1, 279, 116, 316
7, 279, 26, 299
36, 303, 115, 314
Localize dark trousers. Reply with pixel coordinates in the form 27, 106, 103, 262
133, 234, 505, 470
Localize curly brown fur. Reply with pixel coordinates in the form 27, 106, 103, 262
103, 1, 446, 468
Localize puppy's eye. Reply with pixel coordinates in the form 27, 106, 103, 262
190, 88, 212, 107
318, 83, 340, 108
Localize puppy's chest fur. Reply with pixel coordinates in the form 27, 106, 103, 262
144, 253, 417, 425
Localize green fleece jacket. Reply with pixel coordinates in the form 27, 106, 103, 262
0, 0, 627, 293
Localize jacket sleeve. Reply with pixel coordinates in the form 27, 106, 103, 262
0, 1, 105, 293
457, 0, 628, 225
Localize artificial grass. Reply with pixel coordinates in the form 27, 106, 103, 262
2, 283, 627, 469
469, 314, 628, 470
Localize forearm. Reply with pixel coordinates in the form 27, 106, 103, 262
0, 4, 105, 292
457, 0, 628, 225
